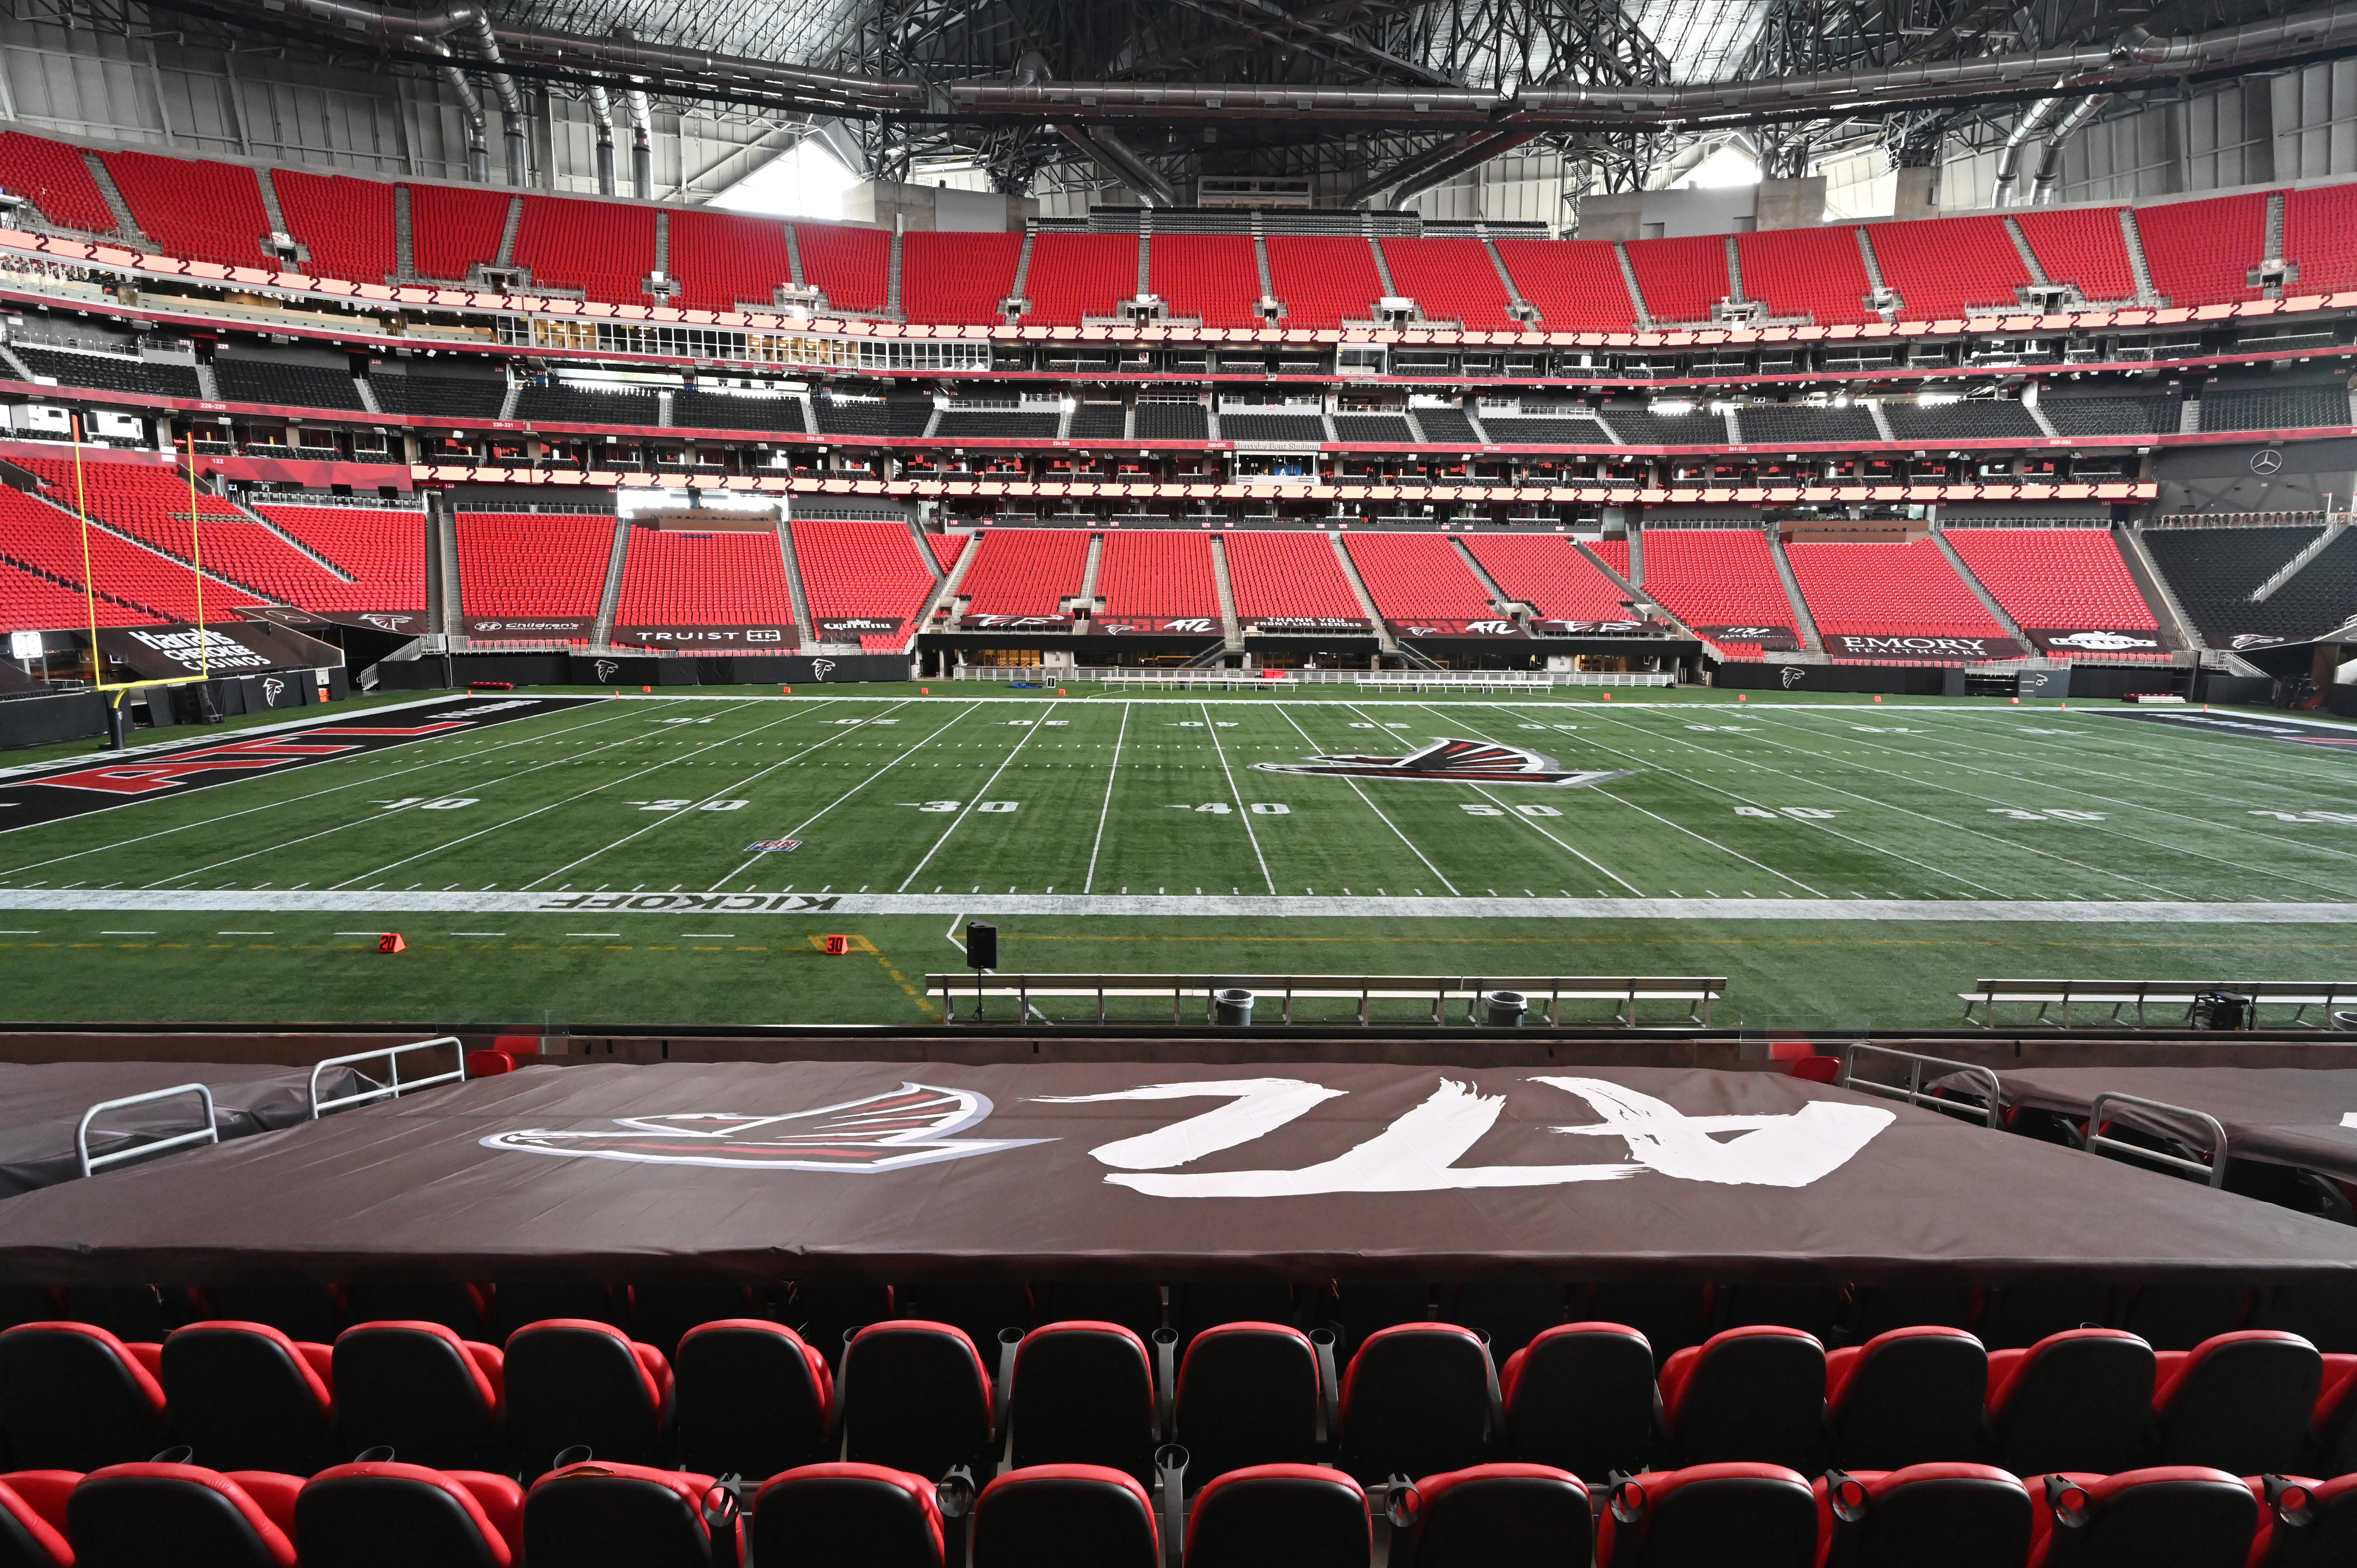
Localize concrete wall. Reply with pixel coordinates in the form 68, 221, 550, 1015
1573, 178, 1823, 239
843, 181, 1037, 232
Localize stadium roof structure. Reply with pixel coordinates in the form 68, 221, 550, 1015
2, 1060, 2355, 1285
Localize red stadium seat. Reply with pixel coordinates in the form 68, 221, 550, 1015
750, 1462, 946, 1568
1172, 1321, 1323, 1483
837, 1321, 994, 1482
0, 132, 116, 232
2251, 1472, 2357, 1568
1182, 1463, 1367, 1568
1624, 235, 1731, 324
0, 1471, 73, 1568
1986, 1329, 2155, 1478
294, 1460, 522, 1568
68, 1461, 300, 1568
1008, 1321, 1158, 1483
1338, 1323, 1495, 1484
2150, 1330, 2320, 1476
2023, 1468, 2257, 1568
1738, 227, 1877, 325
1815, 1464, 2033, 1568
1658, 1326, 1826, 1474
502, 1320, 672, 1481
1493, 239, 1637, 331
330, 1320, 504, 1472
159, 1322, 334, 1476
1826, 1326, 1988, 1471
1596, 1462, 1819, 1568
673, 1320, 833, 1482
0, 1323, 168, 1473
971, 1465, 1158, 1568
1500, 1322, 1657, 1479
1389, 1462, 1588, 1568
522, 1461, 731, 1568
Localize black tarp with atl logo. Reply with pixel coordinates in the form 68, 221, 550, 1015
0, 1061, 2351, 1285
1955, 1066, 2357, 1184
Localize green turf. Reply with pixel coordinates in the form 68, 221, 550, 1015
1, 683, 2351, 1030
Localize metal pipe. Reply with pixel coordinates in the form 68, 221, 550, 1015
420, 37, 491, 184
1054, 123, 1178, 206
1991, 96, 2058, 208
1345, 127, 1536, 208
627, 88, 654, 199
2031, 94, 2109, 203
586, 83, 616, 195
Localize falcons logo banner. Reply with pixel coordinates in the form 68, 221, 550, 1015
1250, 737, 1631, 787
479, 1083, 1048, 1172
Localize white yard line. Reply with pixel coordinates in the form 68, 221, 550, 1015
1203, 700, 1276, 895
1274, 703, 1461, 896
896, 699, 1062, 892
1083, 702, 1132, 894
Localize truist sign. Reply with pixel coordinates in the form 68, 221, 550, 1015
614, 626, 792, 647
1820, 634, 2025, 659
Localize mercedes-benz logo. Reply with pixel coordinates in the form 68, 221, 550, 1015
2250, 449, 2284, 475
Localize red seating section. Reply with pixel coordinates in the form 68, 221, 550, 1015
454, 512, 614, 617
900, 231, 1022, 325
668, 210, 793, 313
273, 171, 396, 287
790, 519, 937, 648
1463, 535, 1630, 620
9, 455, 315, 605
1342, 532, 1495, 621
793, 223, 889, 314
1738, 227, 1875, 325
1095, 530, 1217, 619
254, 505, 428, 613
512, 196, 655, 306
615, 527, 795, 633
408, 184, 511, 284
0, 555, 157, 627
0, 483, 261, 622
2286, 184, 2357, 295
1222, 531, 1364, 623
1625, 234, 1730, 324
1593, 539, 1631, 578
927, 531, 970, 574
1377, 237, 1515, 331
1945, 528, 2159, 636
1785, 539, 2007, 639
1265, 236, 1385, 329
1492, 239, 1637, 331
1869, 216, 2029, 320
958, 527, 1090, 615
1148, 235, 1263, 327
2013, 208, 2139, 303
0, 132, 115, 233
1638, 528, 1794, 631
1024, 234, 1138, 327
2137, 194, 2267, 307
99, 150, 273, 269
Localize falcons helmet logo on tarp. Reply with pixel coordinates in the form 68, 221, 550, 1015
1250, 737, 1631, 787
481, 1083, 1048, 1172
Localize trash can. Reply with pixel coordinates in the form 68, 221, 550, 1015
2333, 1009, 2357, 1033
1215, 988, 1254, 1027
1482, 990, 1527, 1028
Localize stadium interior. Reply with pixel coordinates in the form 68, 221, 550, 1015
2, 0, 2357, 1560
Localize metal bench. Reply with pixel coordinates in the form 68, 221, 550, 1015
1960, 978, 2357, 1029
926, 972, 1725, 1027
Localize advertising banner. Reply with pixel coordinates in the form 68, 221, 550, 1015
253, 607, 432, 636
1820, 633, 2025, 660
959, 613, 1077, 632
612, 626, 796, 650
96, 624, 310, 679
462, 617, 595, 640
1242, 616, 1374, 635
2026, 629, 2167, 657
1093, 616, 1223, 635
1387, 618, 1527, 639
815, 616, 904, 640
1693, 624, 1802, 652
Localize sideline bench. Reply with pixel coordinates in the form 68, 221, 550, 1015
1960, 978, 2357, 1029
927, 972, 1725, 1027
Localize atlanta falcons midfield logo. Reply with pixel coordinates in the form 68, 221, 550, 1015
1251, 737, 1630, 787
480, 1084, 1047, 1172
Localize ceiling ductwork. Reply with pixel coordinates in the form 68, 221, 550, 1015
1990, 96, 2059, 208
286, 0, 529, 181
1055, 124, 1181, 206
2031, 94, 2111, 203
585, 82, 616, 194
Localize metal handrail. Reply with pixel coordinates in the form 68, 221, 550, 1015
925, 972, 1724, 1028
1838, 1044, 2003, 1129
2084, 1091, 2229, 1187
310, 1036, 467, 1117
77, 1082, 218, 1177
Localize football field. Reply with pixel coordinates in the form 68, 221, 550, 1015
0, 683, 2351, 1031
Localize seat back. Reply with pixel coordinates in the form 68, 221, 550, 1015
1339, 1325, 1494, 1484
202, 1286, 345, 1346
839, 1321, 993, 1482
0, 1474, 73, 1568
342, 1284, 487, 1339
1182, 1464, 1367, 1568
1661, 1327, 1826, 1474
750, 1462, 944, 1568
1010, 1322, 1157, 1483
491, 1284, 620, 1342
971, 1465, 1157, 1568
1449, 1285, 1564, 1360
1989, 1331, 2154, 1478
524, 1462, 722, 1568
2033, 1467, 2257, 1568
628, 1286, 758, 1360
1395, 1463, 1587, 1568
1596, 1463, 1819, 1568
1828, 1328, 1988, 1471
504, 1320, 668, 1480
0, 1324, 168, 1472
2258, 1473, 2357, 1568
1819, 1464, 2032, 1568
333, 1321, 504, 1470
895, 1284, 1030, 1350
1174, 1323, 1321, 1483
2152, 1331, 2320, 1475
294, 1460, 517, 1568
161, 1322, 333, 1475
676, 1320, 832, 1482
1503, 1323, 1655, 1479
68, 1462, 298, 1568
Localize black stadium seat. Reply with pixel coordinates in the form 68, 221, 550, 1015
1827, 1326, 1989, 1471
0, 1472, 73, 1568
2255, 1473, 2357, 1567
895, 1284, 1031, 1350
502, 1319, 673, 1481
1181, 1463, 1368, 1568
674, 1320, 833, 1481
202, 1286, 345, 1346
160, 1321, 335, 1475
492, 1283, 622, 1342
68, 1460, 302, 1568
783, 1283, 896, 1357
293, 1460, 523, 1568
1171, 1321, 1323, 1482
331, 1320, 505, 1470
838, 1321, 995, 1481
1595, 1462, 1821, 1568
1501, 1321, 1656, 1478
630, 1285, 759, 1360
1659, 1326, 1826, 1473
2151, 1330, 2320, 1475
1008, 1321, 1158, 1482
751, 1462, 946, 1568
1986, 1330, 2154, 1478
1582, 1284, 1712, 1362
1391, 1462, 1588, 1568
0, 1323, 169, 1472
523, 1461, 732, 1568
1338, 1323, 1495, 1484
971, 1464, 1158, 1568
343, 1284, 489, 1340
2024, 1467, 2258, 1568
1816, 1464, 2033, 1568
